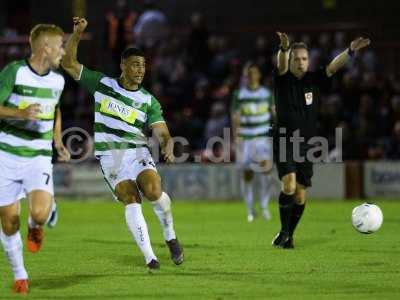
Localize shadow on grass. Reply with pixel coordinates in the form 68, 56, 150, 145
296, 237, 331, 248
112, 254, 146, 268
32, 274, 107, 290
1, 293, 184, 300
83, 239, 218, 251
153, 242, 220, 250
82, 238, 132, 245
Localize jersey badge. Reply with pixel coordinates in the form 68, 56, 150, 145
305, 92, 313, 105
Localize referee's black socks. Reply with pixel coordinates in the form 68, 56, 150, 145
289, 203, 305, 237
278, 192, 294, 234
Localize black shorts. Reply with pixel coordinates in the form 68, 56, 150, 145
273, 137, 314, 187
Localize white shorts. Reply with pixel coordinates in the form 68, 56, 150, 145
0, 152, 54, 207
98, 147, 157, 195
236, 137, 272, 171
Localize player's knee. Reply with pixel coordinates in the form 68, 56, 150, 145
294, 190, 306, 205
115, 185, 140, 205
2, 215, 20, 235
282, 180, 296, 195
30, 208, 49, 225
295, 198, 306, 205
142, 182, 162, 201
260, 160, 273, 173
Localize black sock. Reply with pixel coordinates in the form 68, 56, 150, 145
289, 203, 305, 236
279, 192, 294, 234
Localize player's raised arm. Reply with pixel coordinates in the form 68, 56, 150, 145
276, 32, 290, 75
61, 17, 88, 80
326, 37, 370, 77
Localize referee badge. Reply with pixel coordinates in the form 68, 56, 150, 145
305, 92, 313, 105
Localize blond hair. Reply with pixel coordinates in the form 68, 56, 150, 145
29, 24, 64, 46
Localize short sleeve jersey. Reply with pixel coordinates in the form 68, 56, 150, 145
231, 85, 274, 139
0, 59, 64, 159
77, 66, 165, 156
273, 67, 329, 140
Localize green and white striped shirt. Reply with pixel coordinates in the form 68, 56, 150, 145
0, 60, 64, 159
231, 86, 273, 139
77, 66, 165, 156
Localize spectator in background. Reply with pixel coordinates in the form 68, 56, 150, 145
328, 121, 360, 161
201, 101, 231, 163
251, 35, 274, 75
152, 37, 191, 108
204, 101, 229, 142
318, 94, 342, 147
105, 0, 137, 66
185, 12, 211, 74
133, 0, 168, 50
309, 32, 331, 71
391, 95, 400, 121
208, 35, 237, 84
385, 121, 400, 159
331, 32, 347, 60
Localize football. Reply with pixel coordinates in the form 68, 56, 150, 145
352, 203, 383, 234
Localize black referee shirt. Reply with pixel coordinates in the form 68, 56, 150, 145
273, 67, 330, 141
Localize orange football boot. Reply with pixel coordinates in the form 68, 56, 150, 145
27, 227, 44, 253
13, 279, 29, 294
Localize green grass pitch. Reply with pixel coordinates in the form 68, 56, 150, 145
0, 199, 399, 299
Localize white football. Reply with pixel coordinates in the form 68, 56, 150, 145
352, 203, 383, 233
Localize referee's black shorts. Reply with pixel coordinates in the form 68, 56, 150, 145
273, 136, 314, 188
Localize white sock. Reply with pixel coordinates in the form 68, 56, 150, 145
151, 192, 176, 241
125, 203, 157, 264
260, 173, 271, 210
0, 230, 28, 280
241, 177, 254, 215
45, 199, 56, 224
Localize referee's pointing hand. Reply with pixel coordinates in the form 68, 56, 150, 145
277, 32, 290, 49
350, 37, 371, 51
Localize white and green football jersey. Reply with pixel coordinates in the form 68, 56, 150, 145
231, 86, 273, 139
0, 60, 64, 158
77, 66, 165, 156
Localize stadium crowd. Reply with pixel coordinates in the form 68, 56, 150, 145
1, 8, 400, 161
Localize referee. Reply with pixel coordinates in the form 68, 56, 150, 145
272, 32, 370, 249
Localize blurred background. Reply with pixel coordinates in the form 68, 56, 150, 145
1, 0, 400, 200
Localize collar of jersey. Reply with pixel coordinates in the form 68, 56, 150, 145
25, 58, 50, 77
117, 78, 140, 92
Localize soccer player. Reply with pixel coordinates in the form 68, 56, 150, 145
0, 24, 70, 294
61, 17, 183, 270
231, 63, 274, 222
272, 32, 370, 248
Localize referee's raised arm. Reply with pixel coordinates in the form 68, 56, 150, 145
276, 32, 290, 75
326, 37, 371, 77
